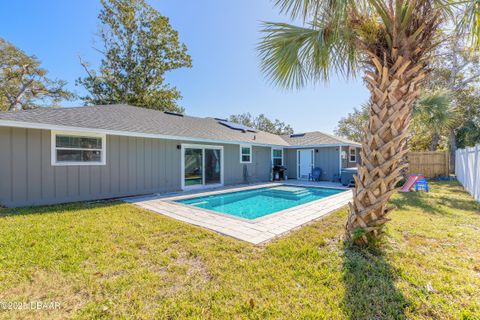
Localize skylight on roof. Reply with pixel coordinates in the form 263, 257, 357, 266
290, 133, 305, 138
218, 120, 257, 133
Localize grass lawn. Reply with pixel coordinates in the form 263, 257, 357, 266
0, 181, 479, 319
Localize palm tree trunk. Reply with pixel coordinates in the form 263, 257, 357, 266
346, 52, 425, 245
430, 132, 440, 151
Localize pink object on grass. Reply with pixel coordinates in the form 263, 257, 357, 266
399, 175, 423, 192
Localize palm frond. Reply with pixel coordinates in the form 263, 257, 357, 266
414, 90, 457, 129
457, 0, 480, 50
258, 21, 358, 88
273, 0, 355, 23
417, 91, 451, 109
273, 0, 320, 20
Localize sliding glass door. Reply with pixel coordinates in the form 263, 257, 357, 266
184, 148, 203, 187
205, 149, 221, 185
182, 145, 223, 189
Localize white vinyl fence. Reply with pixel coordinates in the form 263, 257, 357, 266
455, 145, 480, 202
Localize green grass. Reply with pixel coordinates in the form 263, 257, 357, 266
0, 181, 479, 319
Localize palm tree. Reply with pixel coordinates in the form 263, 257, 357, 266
413, 91, 456, 151
259, 0, 480, 245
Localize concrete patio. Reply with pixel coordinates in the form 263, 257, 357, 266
124, 181, 353, 244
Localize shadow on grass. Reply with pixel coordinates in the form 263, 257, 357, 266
437, 196, 480, 213
0, 201, 123, 218
389, 192, 445, 215
343, 245, 408, 319
390, 187, 480, 216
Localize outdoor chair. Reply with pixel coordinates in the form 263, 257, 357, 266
309, 167, 322, 181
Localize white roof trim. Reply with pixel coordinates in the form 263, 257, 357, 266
0, 120, 289, 148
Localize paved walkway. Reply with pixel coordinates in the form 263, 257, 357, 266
123, 181, 353, 245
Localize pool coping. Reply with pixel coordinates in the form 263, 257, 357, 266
123, 182, 353, 245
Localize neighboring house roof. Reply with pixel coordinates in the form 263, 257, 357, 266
281, 131, 361, 147
0, 104, 359, 148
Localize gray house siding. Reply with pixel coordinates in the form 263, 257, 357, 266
284, 147, 341, 181
222, 145, 271, 185
284, 148, 298, 179
0, 127, 272, 207
315, 147, 341, 181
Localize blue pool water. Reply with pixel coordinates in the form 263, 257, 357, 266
176, 185, 344, 219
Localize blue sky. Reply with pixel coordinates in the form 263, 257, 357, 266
0, 0, 369, 134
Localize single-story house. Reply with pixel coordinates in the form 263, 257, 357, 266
0, 104, 360, 207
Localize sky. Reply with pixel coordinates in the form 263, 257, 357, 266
0, 0, 369, 134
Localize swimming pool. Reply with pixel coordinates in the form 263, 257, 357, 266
176, 185, 345, 220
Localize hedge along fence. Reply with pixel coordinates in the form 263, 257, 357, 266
456, 145, 480, 202
407, 151, 450, 178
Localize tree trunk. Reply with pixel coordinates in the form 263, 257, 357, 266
345, 52, 425, 245
430, 132, 440, 151
7, 66, 33, 111
448, 129, 456, 173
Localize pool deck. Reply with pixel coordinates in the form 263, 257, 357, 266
123, 180, 353, 245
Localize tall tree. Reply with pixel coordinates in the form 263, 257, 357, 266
0, 38, 73, 111
454, 88, 480, 148
334, 103, 369, 142
425, 30, 480, 170
229, 113, 294, 135
77, 0, 192, 112
259, 0, 480, 244
336, 36, 480, 153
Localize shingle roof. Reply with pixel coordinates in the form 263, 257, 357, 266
0, 104, 289, 146
281, 131, 361, 147
0, 105, 359, 147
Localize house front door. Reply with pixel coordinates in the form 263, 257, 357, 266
297, 149, 314, 180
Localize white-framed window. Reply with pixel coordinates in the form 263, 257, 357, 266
272, 148, 283, 166
349, 147, 357, 163
240, 145, 252, 163
51, 131, 106, 166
